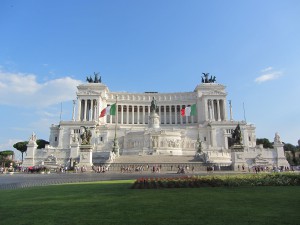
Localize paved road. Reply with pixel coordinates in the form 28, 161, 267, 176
0, 171, 236, 190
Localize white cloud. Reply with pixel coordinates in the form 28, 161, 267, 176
255, 67, 282, 84
0, 70, 82, 107
261, 67, 273, 73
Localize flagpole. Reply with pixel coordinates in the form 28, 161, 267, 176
114, 95, 118, 140
112, 95, 119, 156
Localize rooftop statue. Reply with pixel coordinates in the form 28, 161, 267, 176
201, 73, 216, 83
86, 72, 102, 83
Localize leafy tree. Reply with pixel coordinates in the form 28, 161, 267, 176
284, 143, 298, 165
284, 143, 297, 153
256, 138, 273, 148
0, 150, 14, 167
13, 141, 28, 162
36, 139, 50, 149
0, 150, 14, 158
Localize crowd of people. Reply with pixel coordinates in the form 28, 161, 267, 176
0, 164, 297, 174
92, 165, 109, 173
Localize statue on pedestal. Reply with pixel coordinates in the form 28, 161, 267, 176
274, 132, 282, 144
232, 124, 242, 145
149, 97, 160, 129
150, 97, 158, 113
29, 132, 37, 144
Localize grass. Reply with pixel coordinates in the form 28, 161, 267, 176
0, 180, 299, 225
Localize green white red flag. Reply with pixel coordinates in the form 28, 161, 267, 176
180, 104, 196, 116
100, 103, 116, 117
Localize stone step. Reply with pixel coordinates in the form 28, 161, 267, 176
113, 155, 199, 164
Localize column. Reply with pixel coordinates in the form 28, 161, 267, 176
175, 105, 178, 124
126, 105, 129, 124
217, 100, 221, 121
211, 100, 215, 121
77, 98, 81, 121
131, 105, 134, 124
90, 99, 94, 121
169, 105, 172, 124
143, 105, 145, 124
83, 99, 87, 121
93, 102, 97, 121
121, 105, 123, 124
164, 106, 167, 124
138, 105, 141, 124
205, 99, 208, 121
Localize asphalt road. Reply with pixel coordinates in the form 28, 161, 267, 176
0, 171, 233, 190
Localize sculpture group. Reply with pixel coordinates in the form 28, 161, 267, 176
80, 126, 92, 145
86, 72, 101, 83
201, 73, 216, 83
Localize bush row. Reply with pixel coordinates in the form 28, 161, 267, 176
131, 173, 300, 189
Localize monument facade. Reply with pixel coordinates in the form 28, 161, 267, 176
23, 74, 289, 170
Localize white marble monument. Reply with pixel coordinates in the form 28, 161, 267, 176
22, 74, 290, 170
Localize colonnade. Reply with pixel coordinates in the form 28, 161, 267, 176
107, 104, 197, 125
77, 99, 99, 121
77, 98, 227, 123
205, 99, 226, 121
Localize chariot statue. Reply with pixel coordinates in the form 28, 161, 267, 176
86, 72, 102, 83
201, 73, 217, 83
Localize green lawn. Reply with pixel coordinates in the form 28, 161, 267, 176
0, 180, 299, 225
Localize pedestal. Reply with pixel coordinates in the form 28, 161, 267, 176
231, 145, 246, 171
78, 145, 93, 167
70, 143, 80, 158
149, 112, 160, 129
22, 141, 38, 167
273, 143, 290, 168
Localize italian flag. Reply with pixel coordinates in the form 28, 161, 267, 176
180, 104, 197, 116
99, 103, 116, 117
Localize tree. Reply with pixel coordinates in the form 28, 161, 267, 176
36, 139, 50, 149
284, 143, 298, 165
284, 143, 297, 152
13, 141, 28, 163
0, 150, 14, 167
256, 138, 273, 148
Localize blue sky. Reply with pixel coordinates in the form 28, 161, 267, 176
1, 0, 300, 158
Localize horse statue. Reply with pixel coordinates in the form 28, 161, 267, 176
150, 97, 158, 113
232, 124, 242, 145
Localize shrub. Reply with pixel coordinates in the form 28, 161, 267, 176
131, 173, 300, 189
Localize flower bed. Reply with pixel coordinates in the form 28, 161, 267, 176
131, 173, 300, 189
